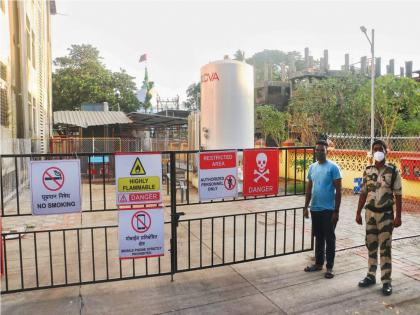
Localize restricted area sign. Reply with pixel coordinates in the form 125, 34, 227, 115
198, 151, 238, 201
118, 207, 164, 259
30, 160, 82, 215
115, 153, 162, 206
243, 149, 279, 197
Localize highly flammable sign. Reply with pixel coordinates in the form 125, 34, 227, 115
115, 153, 163, 205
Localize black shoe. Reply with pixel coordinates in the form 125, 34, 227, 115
383, 283, 392, 296
358, 276, 376, 287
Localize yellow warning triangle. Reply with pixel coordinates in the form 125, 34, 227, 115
130, 157, 146, 175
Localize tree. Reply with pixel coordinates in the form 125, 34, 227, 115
139, 67, 154, 111
233, 49, 245, 61
288, 74, 370, 143
111, 69, 141, 112
357, 75, 420, 138
255, 105, 289, 146
52, 44, 140, 112
182, 82, 200, 110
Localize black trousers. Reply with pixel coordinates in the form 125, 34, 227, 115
311, 210, 336, 269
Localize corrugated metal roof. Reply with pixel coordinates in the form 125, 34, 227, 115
53, 111, 132, 128
128, 112, 188, 128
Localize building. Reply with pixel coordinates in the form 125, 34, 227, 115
0, 0, 55, 154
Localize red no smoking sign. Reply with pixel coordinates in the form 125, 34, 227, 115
42, 167, 65, 191
131, 210, 151, 233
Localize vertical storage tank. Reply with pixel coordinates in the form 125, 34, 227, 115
200, 59, 254, 150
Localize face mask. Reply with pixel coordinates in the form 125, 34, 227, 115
373, 151, 385, 162
316, 152, 326, 161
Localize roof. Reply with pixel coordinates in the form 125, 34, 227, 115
128, 112, 188, 128
155, 109, 191, 118
53, 111, 132, 128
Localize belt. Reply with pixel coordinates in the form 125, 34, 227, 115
365, 205, 393, 213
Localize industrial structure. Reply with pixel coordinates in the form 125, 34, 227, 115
200, 59, 254, 150
0, 0, 55, 154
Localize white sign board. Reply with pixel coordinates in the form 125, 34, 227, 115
30, 159, 82, 215
198, 151, 238, 201
115, 153, 163, 206
118, 207, 164, 259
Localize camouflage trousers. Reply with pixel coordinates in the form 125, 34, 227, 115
365, 209, 394, 284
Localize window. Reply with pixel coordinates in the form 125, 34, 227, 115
0, 61, 6, 81
26, 16, 31, 62
28, 93, 32, 132
26, 30, 31, 62
33, 107, 37, 135
31, 31, 36, 68
0, 87, 9, 127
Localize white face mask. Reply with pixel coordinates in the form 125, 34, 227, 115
373, 151, 385, 162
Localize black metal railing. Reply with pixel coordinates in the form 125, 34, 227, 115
1, 146, 314, 293
1, 224, 172, 294
175, 207, 312, 273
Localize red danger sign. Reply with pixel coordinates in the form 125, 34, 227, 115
131, 210, 151, 234
243, 149, 279, 197
42, 167, 65, 191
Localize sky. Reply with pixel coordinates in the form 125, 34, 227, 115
52, 0, 420, 102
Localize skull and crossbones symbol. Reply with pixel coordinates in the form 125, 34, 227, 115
254, 153, 270, 182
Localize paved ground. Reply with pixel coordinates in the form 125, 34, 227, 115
2, 193, 420, 314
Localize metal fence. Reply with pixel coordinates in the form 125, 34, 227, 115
1, 147, 315, 293
49, 138, 188, 154
327, 134, 420, 152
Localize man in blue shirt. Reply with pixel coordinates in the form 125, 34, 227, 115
304, 140, 342, 279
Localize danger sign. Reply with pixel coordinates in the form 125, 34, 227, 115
119, 207, 164, 259
198, 151, 238, 201
30, 160, 82, 215
115, 153, 163, 206
243, 149, 279, 197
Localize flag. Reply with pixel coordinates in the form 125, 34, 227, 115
139, 54, 147, 63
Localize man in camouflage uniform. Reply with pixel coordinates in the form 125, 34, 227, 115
356, 139, 402, 296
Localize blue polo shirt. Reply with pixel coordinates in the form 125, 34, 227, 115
307, 160, 342, 211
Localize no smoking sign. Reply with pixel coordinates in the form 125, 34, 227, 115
42, 167, 65, 191
30, 160, 81, 215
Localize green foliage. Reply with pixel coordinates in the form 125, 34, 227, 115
52, 44, 141, 112
255, 105, 289, 146
182, 82, 200, 110
288, 74, 370, 143
356, 75, 420, 137
139, 68, 154, 111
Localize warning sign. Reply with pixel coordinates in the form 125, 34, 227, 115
30, 160, 82, 215
119, 207, 164, 259
198, 151, 238, 201
130, 157, 146, 175
115, 153, 162, 205
243, 149, 279, 197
